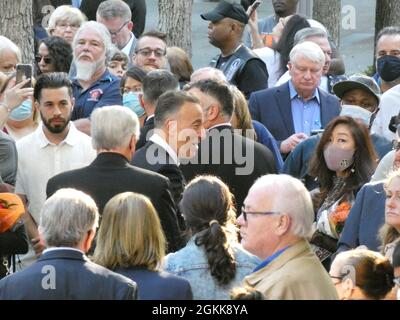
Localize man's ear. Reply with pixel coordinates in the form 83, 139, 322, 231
276, 214, 291, 236
341, 277, 355, 300
207, 104, 220, 122
139, 94, 144, 107
127, 21, 134, 31
129, 134, 136, 154
84, 229, 96, 253
34, 100, 40, 113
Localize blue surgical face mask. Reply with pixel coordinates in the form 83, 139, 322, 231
9, 99, 33, 121
123, 92, 145, 117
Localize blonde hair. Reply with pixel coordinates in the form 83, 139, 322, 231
381, 171, 400, 252
92, 192, 166, 271
47, 5, 87, 35
230, 85, 256, 140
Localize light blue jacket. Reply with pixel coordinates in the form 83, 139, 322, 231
163, 236, 260, 300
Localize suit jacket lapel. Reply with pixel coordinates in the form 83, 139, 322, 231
276, 83, 295, 136
319, 89, 331, 127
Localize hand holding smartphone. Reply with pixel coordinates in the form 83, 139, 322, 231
16, 64, 32, 88
248, 0, 262, 17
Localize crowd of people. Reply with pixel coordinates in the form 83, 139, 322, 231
0, 0, 400, 300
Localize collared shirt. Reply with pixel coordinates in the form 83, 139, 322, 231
253, 246, 289, 273
208, 123, 232, 131
288, 80, 322, 136
15, 123, 96, 224
71, 0, 81, 8
149, 133, 179, 166
71, 70, 122, 120
121, 32, 137, 57
43, 247, 84, 255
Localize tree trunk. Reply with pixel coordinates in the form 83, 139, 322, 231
158, 0, 193, 57
0, 0, 34, 64
375, 0, 400, 45
312, 0, 341, 47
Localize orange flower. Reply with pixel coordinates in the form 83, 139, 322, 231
331, 202, 351, 225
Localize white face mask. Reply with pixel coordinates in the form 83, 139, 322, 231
340, 104, 373, 127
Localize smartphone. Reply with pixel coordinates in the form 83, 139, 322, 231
311, 129, 324, 136
16, 64, 32, 88
248, 0, 262, 16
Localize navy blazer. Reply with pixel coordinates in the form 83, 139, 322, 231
249, 82, 341, 146
116, 267, 193, 300
337, 182, 386, 252
0, 249, 137, 300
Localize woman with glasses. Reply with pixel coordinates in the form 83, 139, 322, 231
36, 36, 73, 76
163, 175, 260, 300
47, 5, 87, 44
309, 116, 377, 268
330, 249, 394, 300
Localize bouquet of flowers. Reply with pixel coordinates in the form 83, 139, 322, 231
316, 197, 353, 239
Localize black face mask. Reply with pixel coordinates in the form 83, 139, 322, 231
377, 55, 400, 82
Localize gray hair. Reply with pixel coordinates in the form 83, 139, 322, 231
142, 70, 179, 105
72, 21, 113, 60
294, 27, 328, 46
0, 36, 21, 63
47, 5, 87, 35
39, 188, 99, 247
289, 41, 325, 67
252, 174, 314, 238
91, 105, 140, 150
96, 0, 132, 21
190, 67, 227, 84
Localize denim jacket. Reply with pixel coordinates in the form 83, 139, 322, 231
163, 236, 260, 300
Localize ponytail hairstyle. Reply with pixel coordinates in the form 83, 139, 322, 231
180, 175, 237, 285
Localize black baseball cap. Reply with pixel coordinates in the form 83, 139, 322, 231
333, 74, 381, 104
201, 1, 249, 24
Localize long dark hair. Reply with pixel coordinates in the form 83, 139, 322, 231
309, 116, 377, 208
37, 36, 72, 75
274, 14, 310, 77
180, 175, 237, 286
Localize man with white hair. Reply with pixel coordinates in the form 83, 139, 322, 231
71, 21, 122, 134
0, 188, 137, 300
249, 41, 340, 155
47, 106, 183, 253
190, 67, 227, 84
238, 174, 338, 299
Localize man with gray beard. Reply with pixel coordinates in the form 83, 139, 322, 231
71, 21, 122, 135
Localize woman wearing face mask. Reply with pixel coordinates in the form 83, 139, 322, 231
309, 116, 377, 268
120, 66, 148, 127
0, 76, 37, 141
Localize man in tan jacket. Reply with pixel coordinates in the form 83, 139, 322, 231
238, 174, 338, 300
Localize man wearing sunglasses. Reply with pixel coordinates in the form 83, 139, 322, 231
96, 0, 137, 67
238, 174, 338, 299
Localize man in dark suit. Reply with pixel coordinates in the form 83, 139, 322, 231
46, 106, 183, 252
135, 70, 179, 149
249, 41, 341, 156
0, 188, 137, 299
181, 80, 276, 214
132, 91, 204, 230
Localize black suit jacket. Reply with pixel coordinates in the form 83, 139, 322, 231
46, 152, 183, 252
136, 116, 154, 149
132, 141, 186, 230
116, 266, 193, 300
249, 82, 341, 147
0, 249, 137, 300
180, 125, 277, 214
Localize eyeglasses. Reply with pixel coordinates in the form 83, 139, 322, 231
56, 22, 80, 30
136, 48, 166, 58
35, 55, 53, 65
109, 21, 129, 37
330, 275, 343, 285
241, 206, 280, 222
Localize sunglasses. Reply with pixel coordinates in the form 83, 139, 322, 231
35, 55, 53, 65
240, 206, 280, 222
